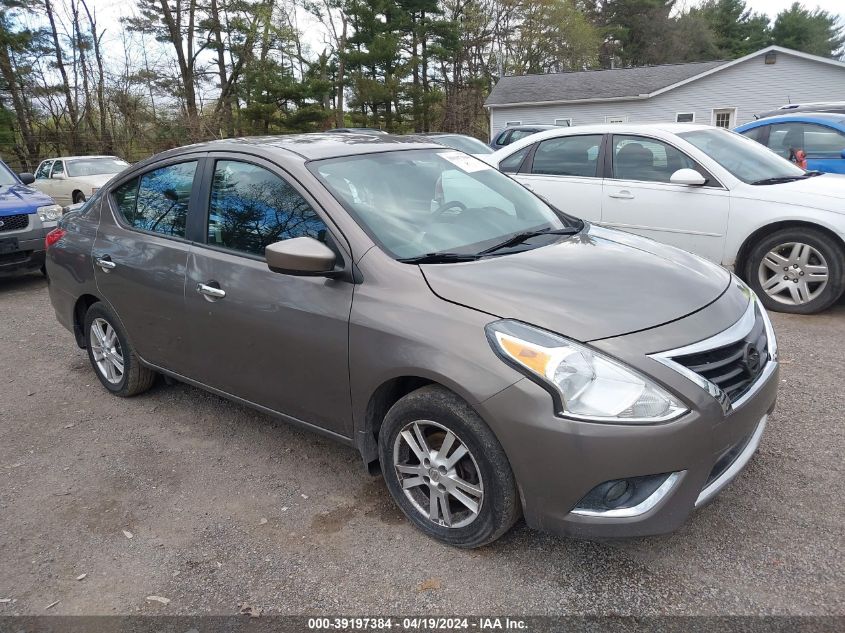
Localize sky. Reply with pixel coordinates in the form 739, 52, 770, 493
34, 0, 845, 78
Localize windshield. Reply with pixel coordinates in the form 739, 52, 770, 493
432, 135, 494, 155
66, 158, 129, 177
678, 129, 806, 184
311, 149, 573, 259
0, 161, 19, 186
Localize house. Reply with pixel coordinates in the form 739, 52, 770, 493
485, 46, 845, 139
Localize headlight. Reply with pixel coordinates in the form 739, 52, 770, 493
37, 204, 63, 222
487, 320, 687, 423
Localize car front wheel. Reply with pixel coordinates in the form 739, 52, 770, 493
84, 302, 156, 396
378, 385, 521, 548
746, 227, 845, 314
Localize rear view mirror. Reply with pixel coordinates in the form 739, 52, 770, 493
18, 172, 35, 185
670, 168, 706, 186
266, 237, 338, 276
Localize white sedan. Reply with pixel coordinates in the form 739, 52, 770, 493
486, 123, 845, 314
32, 155, 130, 206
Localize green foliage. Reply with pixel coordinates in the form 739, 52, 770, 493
771, 2, 844, 58
691, 0, 772, 58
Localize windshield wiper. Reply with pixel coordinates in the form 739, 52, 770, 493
398, 252, 481, 264
751, 174, 812, 185
477, 227, 581, 256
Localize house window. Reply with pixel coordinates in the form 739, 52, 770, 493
605, 115, 627, 124
505, 121, 521, 127
676, 112, 695, 123
554, 118, 572, 127
712, 108, 737, 128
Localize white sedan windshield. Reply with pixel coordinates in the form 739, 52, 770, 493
679, 129, 806, 184
312, 149, 572, 259
67, 158, 130, 177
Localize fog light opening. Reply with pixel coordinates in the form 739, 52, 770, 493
571, 471, 683, 518
604, 480, 633, 508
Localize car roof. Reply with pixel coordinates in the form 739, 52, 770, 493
42, 155, 124, 162
489, 122, 723, 158
139, 133, 445, 164
740, 112, 845, 127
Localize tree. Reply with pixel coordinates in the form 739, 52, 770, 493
505, 0, 600, 75
586, 0, 678, 67
690, 0, 771, 58
0, 0, 41, 167
771, 3, 844, 59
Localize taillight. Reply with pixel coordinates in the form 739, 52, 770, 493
45, 227, 66, 249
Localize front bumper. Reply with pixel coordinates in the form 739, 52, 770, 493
0, 218, 51, 275
475, 290, 779, 539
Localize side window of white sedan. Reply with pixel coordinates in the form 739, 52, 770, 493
611, 136, 697, 183
35, 161, 53, 180
530, 135, 602, 177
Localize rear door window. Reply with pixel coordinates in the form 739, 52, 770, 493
530, 135, 602, 177
111, 161, 198, 238
35, 161, 53, 179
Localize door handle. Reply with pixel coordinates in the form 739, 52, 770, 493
196, 282, 226, 300
95, 255, 116, 271
608, 191, 634, 199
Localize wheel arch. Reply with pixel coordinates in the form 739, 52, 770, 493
357, 376, 435, 473
72, 293, 101, 348
735, 220, 845, 280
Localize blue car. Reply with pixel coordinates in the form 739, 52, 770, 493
735, 113, 845, 174
0, 160, 64, 277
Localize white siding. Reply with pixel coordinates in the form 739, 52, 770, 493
489, 53, 845, 138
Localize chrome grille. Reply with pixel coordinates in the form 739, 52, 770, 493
0, 214, 30, 232
671, 310, 768, 403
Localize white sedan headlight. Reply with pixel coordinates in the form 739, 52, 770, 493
487, 320, 687, 423
37, 204, 63, 222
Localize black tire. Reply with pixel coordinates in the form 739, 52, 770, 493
84, 302, 156, 397
72, 191, 86, 204
378, 385, 521, 548
745, 226, 845, 315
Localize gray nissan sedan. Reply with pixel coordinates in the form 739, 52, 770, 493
46, 134, 779, 548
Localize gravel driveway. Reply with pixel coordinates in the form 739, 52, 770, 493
1, 274, 843, 616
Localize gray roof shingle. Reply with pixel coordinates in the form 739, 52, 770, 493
485, 60, 726, 106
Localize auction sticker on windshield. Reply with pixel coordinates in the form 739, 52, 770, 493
440, 151, 491, 172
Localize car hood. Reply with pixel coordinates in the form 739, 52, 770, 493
71, 173, 118, 188
740, 173, 845, 213
0, 183, 56, 216
421, 224, 731, 342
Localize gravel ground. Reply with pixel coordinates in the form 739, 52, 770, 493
0, 273, 843, 616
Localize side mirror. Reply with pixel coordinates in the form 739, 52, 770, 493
840, 148, 845, 159
52, 172, 67, 180
18, 172, 35, 185
266, 237, 338, 276
670, 168, 706, 186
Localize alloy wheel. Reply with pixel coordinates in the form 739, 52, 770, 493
392, 420, 484, 529
757, 241, 829, 306
89, 317, 124, 384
